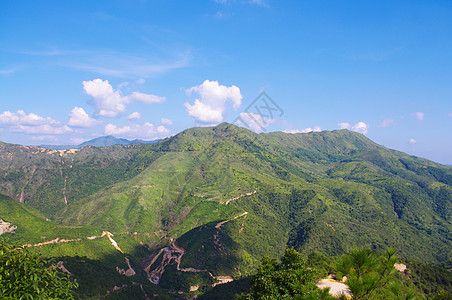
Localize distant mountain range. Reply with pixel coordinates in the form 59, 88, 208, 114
40, 135, 161, 150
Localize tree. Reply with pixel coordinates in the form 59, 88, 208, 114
0, 240, 78, 299
335, 247, 418, 299
242, 247, 334, 300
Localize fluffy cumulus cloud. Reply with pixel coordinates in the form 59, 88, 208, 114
284, 126, 321, 134
83, 78, 165, 117
338, 121, 369, 134
185, 80, 242, 123
83, 79, 125, 117
414, 112, 424, 121
0, 110, 71, 135
127, 112, 141, 121
409, 138, 417, 144
68, 107, 102, 127
104, 122, 169, 140
0, 110, 59, 126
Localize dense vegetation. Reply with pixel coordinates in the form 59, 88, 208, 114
0, 123, 451, 298
0, 240, 78, 299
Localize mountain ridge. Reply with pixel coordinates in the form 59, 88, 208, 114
39, 135, 161, 150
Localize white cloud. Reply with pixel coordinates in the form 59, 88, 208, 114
11, 124, 73, 135
126, 92, 165, 104
104, 122, 170, 140
283, 126, 321, 134
68, 107, 102, 127
235, 112, 274, 133
136, 78, 146, 85
185, 99, 223, 123
0, 110, 73, 136
185, 80, 242, 123
379, 118, 395, 128
338, 121, 369, 134
409, 138, 417, 144
0, 110, 59, 126
83, 78, 165, 117
338, 122, 351, 130
127, 112, 142, 121
161, 117, 173, 125
351, 122, 369, 134
414, 112, 424, 121
83, 79, 125, 117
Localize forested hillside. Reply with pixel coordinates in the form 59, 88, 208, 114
1, 123, 451, 298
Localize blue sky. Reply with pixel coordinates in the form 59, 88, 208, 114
1, 0, 451, 164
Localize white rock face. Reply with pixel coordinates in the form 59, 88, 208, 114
317, 278, 351, 298
0, 219, 17, 235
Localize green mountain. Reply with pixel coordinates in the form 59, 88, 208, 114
0, 123, 451, 298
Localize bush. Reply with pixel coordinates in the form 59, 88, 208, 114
0, 240, 78, 299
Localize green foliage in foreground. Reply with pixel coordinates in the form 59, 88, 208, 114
336, 248, 418, 299
0, 240, 78, 299
242, 247, 422, 300
241, 247, 334, 300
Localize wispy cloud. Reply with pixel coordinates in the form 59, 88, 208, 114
14, 45, 192, 78
249, 0, 269, 7
348, 47, 404, 62
16, 47, 88, 57
127, 112, 142, 121
213, 0, 269, 7
0, 66, 22, 75
414, 112, 424, 121
161, 117, 173, 125
67, 51, 192, 78
284, 126, 321, 134
379, 118, 396, 128
10, 124, 73, 135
